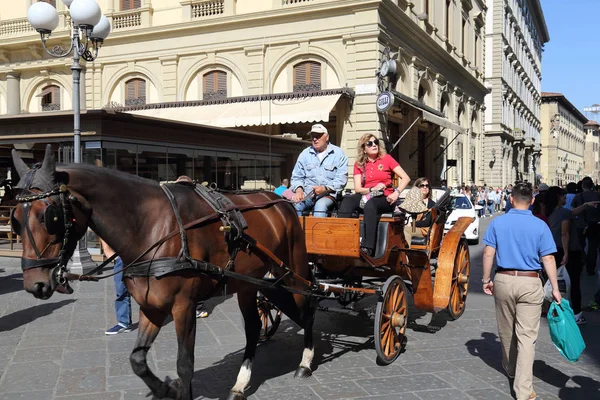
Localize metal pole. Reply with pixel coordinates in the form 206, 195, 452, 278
71, 23, 82, 163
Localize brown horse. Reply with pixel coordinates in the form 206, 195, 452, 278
11, 145, 316, 400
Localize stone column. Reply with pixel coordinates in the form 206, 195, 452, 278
6, 72, 21, 114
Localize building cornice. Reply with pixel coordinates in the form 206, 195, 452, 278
542, 93, 587, 124
379, 0, 488, 101
527, 0, 550, 43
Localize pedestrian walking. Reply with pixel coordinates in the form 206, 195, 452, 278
481, 182, 561, 400
571, 177, 600, 276
103, 241, 133, 335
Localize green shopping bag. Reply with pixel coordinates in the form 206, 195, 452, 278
547, 299, 586, 362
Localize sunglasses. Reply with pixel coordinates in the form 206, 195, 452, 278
418, 184, 430, 188
365, 139, 379, 147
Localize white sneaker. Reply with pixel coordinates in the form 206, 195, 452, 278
574, 312, 587, 325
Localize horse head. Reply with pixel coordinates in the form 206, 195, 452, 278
11, 145, 91, 299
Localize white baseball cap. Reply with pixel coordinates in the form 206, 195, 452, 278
308, 124, 328, 135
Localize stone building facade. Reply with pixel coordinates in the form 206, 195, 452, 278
484, 0, 549, 187
540, 92, 586, 186
584, 120, 600, 184
0, 0, 487, 187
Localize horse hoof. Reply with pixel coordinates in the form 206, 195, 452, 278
294, 366, 312, 379
226, 391, 246, 400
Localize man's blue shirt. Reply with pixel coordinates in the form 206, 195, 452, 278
291, 144, 348, 196
483, 209, 556, 271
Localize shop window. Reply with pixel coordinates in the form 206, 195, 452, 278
121, 0, 141, 10
293, 61, 321, 92
203, 71, 227, 101
125, 78, 146, 106
40, 85, 60, 111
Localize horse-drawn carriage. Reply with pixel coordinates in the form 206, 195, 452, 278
11, 145, 473, 399
259, 188, 473, 364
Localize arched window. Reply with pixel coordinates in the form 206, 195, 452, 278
39, 0, 56, 6
121, 0, 141, 10
40, 85, 60, 111
125, 78, 146, 106
203, 71, 227, 100
293, 61, 321, 92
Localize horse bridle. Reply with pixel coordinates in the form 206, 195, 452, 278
12, 183, 79, 286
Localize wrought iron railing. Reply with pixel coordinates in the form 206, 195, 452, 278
125, 97, 146, 106
42, 104, 60, 112
203, 91, 227, 101
283, 0, 314, 5
293, 83, 321, 92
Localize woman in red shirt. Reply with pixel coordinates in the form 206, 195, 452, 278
338, 133, 411, 257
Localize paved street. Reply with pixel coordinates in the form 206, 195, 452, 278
0, 216, 599, 400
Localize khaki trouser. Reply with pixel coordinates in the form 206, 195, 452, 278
494, 273, 544, 400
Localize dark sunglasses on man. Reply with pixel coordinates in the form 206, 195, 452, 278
365, 139, 379, 147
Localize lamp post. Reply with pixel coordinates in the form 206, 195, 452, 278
28, 0, 110, 274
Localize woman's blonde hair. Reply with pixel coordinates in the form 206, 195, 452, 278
414, 177, 432, 199
356, 133, 387, 167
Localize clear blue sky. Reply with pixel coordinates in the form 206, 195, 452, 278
541, 0, 599, 117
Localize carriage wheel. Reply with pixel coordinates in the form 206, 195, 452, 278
257, 295, 282, 342
374, 275, 408, 365
447, 239, 470, 320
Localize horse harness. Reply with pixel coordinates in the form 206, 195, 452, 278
13, 171, 321, 297
121, 183, 320, 298
12, 167, 80, 279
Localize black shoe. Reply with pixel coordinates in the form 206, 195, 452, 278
360, 247, 374, 257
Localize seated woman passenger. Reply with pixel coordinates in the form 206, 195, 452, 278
402, 177, 436, 246
337, 133, 410, 257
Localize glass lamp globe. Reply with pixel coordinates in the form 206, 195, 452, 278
90, 15, 111, 40
27, 1, 59, 33
62, 0, 74, 7
69, 0, 102, 27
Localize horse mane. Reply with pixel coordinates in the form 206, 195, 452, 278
57, 163, 160, 188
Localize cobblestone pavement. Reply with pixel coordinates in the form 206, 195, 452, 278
0, 217, 599, 400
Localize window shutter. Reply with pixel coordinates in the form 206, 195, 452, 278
308, 62, 321, 88
217, 71, 226, 93
52, 86, 60, 106
126, 80, 135, 99
121, 0, 129, 10
294, 61, 320, 92
137, 79, 146, 99
40, 0, 57, 7
133, 0, 141, 8
203, 71, 227, 100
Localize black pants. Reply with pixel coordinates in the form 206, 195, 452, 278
566, 250, 583, 314
338, 194, 394, 250
585, 234, 599, 274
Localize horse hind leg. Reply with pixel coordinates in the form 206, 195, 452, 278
227, 288, 261, 400
171, 297, 197, 400
130, 310, 177, 399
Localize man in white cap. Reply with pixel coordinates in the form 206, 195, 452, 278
291, 123, 348, 217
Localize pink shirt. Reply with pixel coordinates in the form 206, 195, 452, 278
353, 154, 400, 196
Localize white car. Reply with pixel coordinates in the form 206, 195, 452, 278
444, 194, 480, 245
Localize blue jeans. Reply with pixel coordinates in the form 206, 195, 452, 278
295, 196, 335, 217
113, 257, 132, 327
487, 201, 495, 216
477, 200, 485, 217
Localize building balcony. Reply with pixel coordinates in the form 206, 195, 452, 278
513, 128, 524, 143
0, 11, 71, 38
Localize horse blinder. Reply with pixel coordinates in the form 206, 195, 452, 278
9, 207, 21, 236
43, 204, 64, 236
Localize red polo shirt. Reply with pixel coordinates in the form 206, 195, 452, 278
353, 154, 399, 196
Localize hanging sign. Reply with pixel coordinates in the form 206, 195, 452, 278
376, 91, 394, 113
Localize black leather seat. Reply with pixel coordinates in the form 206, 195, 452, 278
410, 236, 428, 246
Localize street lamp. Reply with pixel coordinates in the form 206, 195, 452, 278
27, 0, 110, 163
28, 0, 110, 274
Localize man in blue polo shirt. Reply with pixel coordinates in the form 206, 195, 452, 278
482, 182, 561, 400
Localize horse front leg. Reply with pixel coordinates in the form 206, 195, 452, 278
294, 294, 316, 379
227, 288, 261, 400
130, 310, 175, 399
172, 296, 197, 400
